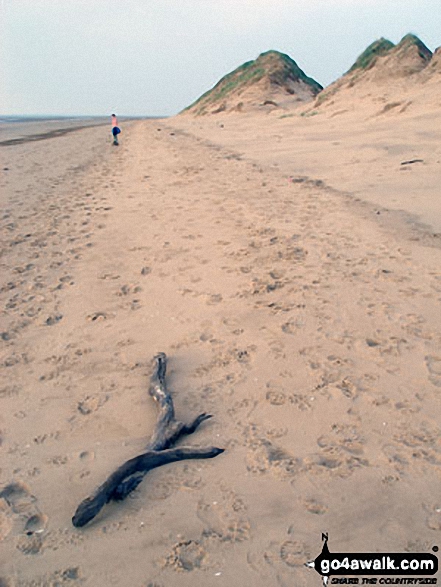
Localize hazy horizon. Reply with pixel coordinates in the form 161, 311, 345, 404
0, 114, 162, 120
1, 0, 440, 117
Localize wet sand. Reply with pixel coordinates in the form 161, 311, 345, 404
0, 118, 111, 146
1, 117, 441, 586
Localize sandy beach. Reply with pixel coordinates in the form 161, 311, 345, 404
1, 112, 441, 586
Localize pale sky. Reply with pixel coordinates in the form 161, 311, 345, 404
1, 0, 440, 117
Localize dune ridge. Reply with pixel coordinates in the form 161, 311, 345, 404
182, 33, 440, 119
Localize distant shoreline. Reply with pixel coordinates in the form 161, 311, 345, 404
0, 115, 106, 124
0, 122, 109, 147
0, 116, 166, 145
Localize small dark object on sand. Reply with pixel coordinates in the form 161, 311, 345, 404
72, 353, 224, 527
400, 159, 424, 166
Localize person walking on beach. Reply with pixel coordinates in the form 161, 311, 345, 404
111, 113, 121, 146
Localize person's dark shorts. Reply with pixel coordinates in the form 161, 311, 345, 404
112, 127, 121, 136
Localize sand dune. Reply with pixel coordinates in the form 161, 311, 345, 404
182, 50, 322, 116
1, 111, 441, 586
298, 35, 439, 121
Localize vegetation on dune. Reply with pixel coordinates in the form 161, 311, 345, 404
348, 38, 395, 72
259, 50, 323, 93
182, 60, 263, 112
348, 34, 431, 75
397, 34, 432, 61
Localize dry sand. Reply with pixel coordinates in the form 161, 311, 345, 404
1, 111, 441, 586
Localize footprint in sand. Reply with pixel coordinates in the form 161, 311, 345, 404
164, 540, 207, 571
425, 356, 441, 387
161, 485, 251, 572
205, 293, 223, 305
247, 533, 312, 586
279, 539, 312, 567
0, 481, 47, 553
87, 311, 112, 322
423, 502, 441, 531
24, 513, 48, 535
45, 314, 63, 326
116, 284, 142, 296
265, 384, 287, 406
243, 425, 300, 479
1, 567, 82, 585
196, 486, 250, 543
281, 319, 305, 334
297, 424, 369, 479
0, 481, 36, 515
79, 450, 95, 463
299, 497, 329, 516
77, 394, 109, 415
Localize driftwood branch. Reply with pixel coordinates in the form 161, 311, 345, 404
72, 353, 224, 528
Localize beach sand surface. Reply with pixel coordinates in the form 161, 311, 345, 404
1, 115, 441, 586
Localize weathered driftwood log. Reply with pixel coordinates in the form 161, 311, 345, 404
72, 446, 223, 528
72, 353, 224, 528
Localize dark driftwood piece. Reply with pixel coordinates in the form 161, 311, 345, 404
400, 159, 424, 165
72, 353, 224, 528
